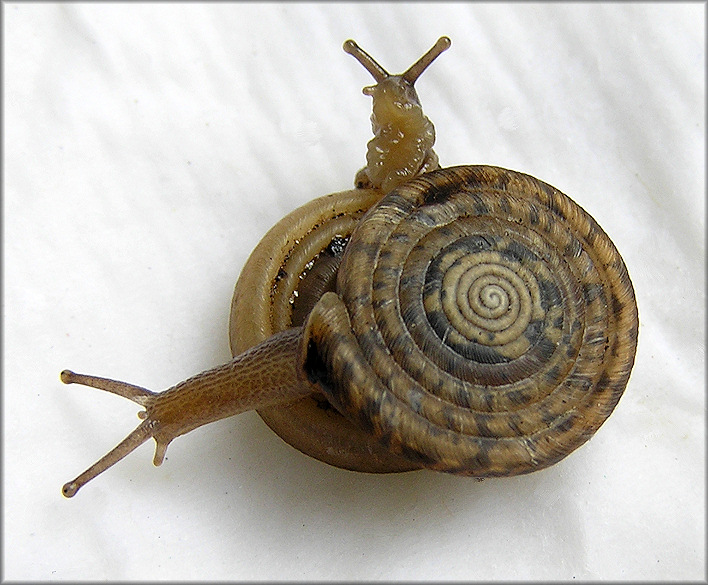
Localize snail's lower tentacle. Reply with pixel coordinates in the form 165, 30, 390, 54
62, 420, 154, 498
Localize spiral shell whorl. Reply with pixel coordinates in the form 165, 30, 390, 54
305, 165, 638, 476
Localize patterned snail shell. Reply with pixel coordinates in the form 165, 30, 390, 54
268, 164, 638, 476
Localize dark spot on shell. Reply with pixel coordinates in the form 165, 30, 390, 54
506, 389, 528, 406
399, 443, 439, 466
546, 365, 561, 383
595, 371, 613, 392
474, 414, 494, 437
471, 193, 489, 215
455, 386, 471, 408
414, 210, 438, 227
628, 326, 638, 342
462, 444, 493, 472
555, 413, 576, 434
536, 337, 557, 361
506, 413, 526, 435
538, 279, 563, 310
586, 330, 607, 346
436, 225, 455, 240
424, 265, 443, 289
543, 186, 567, 220
379, 248, 393, 261
372, 297, 389, 310
528, 205, 540, 225
425, 308, 448, 335
390, 231, 411, 243
354, 241, 381, 259
372, 279, 389, 291
422, 185, 452, 206
564, 238, 582, 258
357, 329, 380, 360
408, 388, 424, 414
441, 407, 459, 432
538, 181, 554, 196
399, 273, 418, 288
585, 226, 598, 246
447, 234, 495, 256
567, 372, 593, 393
612, 293, 625, 316
349, 293, 372, 311
493, 172, 511, 191
356, 394, 382, 434
524, 320, 545, 344
501, 240, 539, 264
583, 283, 604, 303
540, 408, 557, 426
552, 200, 567, 220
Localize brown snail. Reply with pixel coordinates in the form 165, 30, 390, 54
60, 37, 638, 497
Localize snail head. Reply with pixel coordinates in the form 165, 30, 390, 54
343, 37, 451, 193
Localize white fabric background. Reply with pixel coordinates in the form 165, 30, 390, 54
4, 3, 704, 580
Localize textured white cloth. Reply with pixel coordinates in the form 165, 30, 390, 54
5, 3, 704, 580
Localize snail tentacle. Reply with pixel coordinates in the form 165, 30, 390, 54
60, 370, 155, 405
61, 328, 313, 497
402, 36, 451, 84
342, 39, 388, 82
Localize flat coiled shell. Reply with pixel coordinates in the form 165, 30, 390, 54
304, 165, 638, 476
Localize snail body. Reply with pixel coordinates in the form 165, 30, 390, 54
60, 38, 638, 496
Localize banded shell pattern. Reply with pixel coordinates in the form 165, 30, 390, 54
303, 165, 638, 476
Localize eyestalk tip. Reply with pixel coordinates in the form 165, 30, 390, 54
62, 481, 80, 498
437, 36, 452, 51
60, 370, 75, 384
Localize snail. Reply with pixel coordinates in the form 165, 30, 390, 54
60, 37, 639, 498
